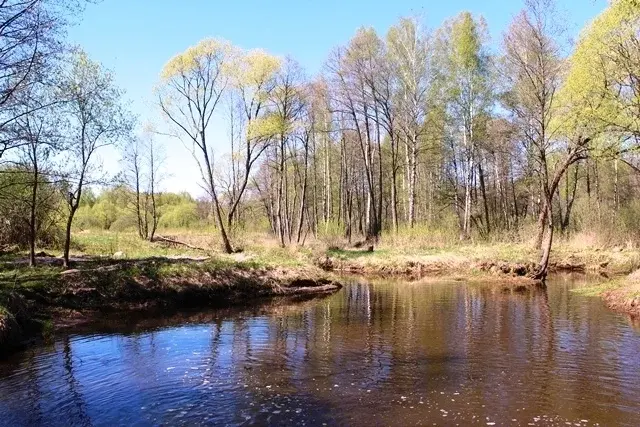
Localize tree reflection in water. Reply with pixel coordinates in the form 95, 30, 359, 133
0, 276, 639, 426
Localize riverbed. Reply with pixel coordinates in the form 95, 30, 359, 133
1, 275, 638, 426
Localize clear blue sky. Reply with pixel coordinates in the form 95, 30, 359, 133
67, 0, 607, 196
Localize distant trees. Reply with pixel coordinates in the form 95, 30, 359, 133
122, 134, 163, 241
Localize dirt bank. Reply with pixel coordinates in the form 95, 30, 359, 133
0, 258, 341, 355
317, 254, 558, 284
601, 270, 640, 318
315, 246, 630, 284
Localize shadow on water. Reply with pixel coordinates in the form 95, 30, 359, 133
0, 274, 639, 426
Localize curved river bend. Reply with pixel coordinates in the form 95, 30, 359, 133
1, 276, 639, 426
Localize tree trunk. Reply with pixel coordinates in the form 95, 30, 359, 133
534, 200, 548, 249
408, 135, 417, 228
296, 141, 309, 245
63, 205, 78, 268
479, 161, 490, 235
28, 163, 38, 267
276, 136, 286, 247
211, 185, 233, 253
390, 134, 399, 233
533, 202, 553, 282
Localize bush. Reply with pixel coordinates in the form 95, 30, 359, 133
159, 203, 200, 229
0, 168, 64, 249
317, 220, 347, 249
109, 213, 138, 232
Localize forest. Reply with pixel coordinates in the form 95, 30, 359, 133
0, 0, 639, 281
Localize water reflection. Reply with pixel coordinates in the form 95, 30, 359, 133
0, 277, 639, 426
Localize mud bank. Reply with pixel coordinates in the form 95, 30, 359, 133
0, 259, 341, 355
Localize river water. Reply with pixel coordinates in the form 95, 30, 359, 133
1, 275, 639, 426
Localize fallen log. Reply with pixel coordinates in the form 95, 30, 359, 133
152, 235, 208, 252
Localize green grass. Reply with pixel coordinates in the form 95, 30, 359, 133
570, 280, 624, 297
72, 230, 205, 258
0, 265, 62, 291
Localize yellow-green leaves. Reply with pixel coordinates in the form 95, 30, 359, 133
247, 114, 284, 140
160, 38, 232, 80
449, 12, 483, 71
386, 17, 430, 90
229, 49, 281, 88
561, 0, 640, 137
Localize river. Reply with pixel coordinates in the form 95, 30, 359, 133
1, 275, 639, 426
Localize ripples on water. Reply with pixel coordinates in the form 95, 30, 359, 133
0, 275, 639, 426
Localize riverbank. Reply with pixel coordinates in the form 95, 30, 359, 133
317, 243, 640, 315
572, 270, 640, 318
3, 233, 640, 354
0, 257, 341, 354
317, 243, 639, 279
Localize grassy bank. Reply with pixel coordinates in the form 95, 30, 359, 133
319, 242, 640, 278
65, 229, 640, 277
0, 254, 340, 354
572, 271, 640, 318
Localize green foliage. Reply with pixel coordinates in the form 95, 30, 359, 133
73, 186, 207, 232
0, 167, 65, 249
562, 0, 640, 137
158, 202, 199, 229
161, 38, 232, 80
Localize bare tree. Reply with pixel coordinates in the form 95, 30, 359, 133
122, 133, 164, 241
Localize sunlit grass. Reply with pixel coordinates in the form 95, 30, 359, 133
71, 230, 206, 258
570, 280, 624, 297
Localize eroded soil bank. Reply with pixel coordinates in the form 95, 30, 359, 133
317, 247, 640, 317
316, 251, 595, 284
0, 258, 341, 355
586, 269, 640, 318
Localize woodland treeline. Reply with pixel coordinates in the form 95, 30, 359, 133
1, 0, 639, 279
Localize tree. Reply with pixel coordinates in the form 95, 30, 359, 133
563, 0, 640, 141
121, 133, 163, 241
437, 12, 493, 238
157, 38, 235, 253
502, 0, 588, 279
224, 49, 280, 227
327, 28, 385, 241
13, 84, 62, 266
59, 49, 131, 267
0, 0, 87, 159
269, 58, 306, 247
387, 17, 435, 229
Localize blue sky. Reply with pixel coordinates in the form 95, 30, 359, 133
67, 0, 607, 196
